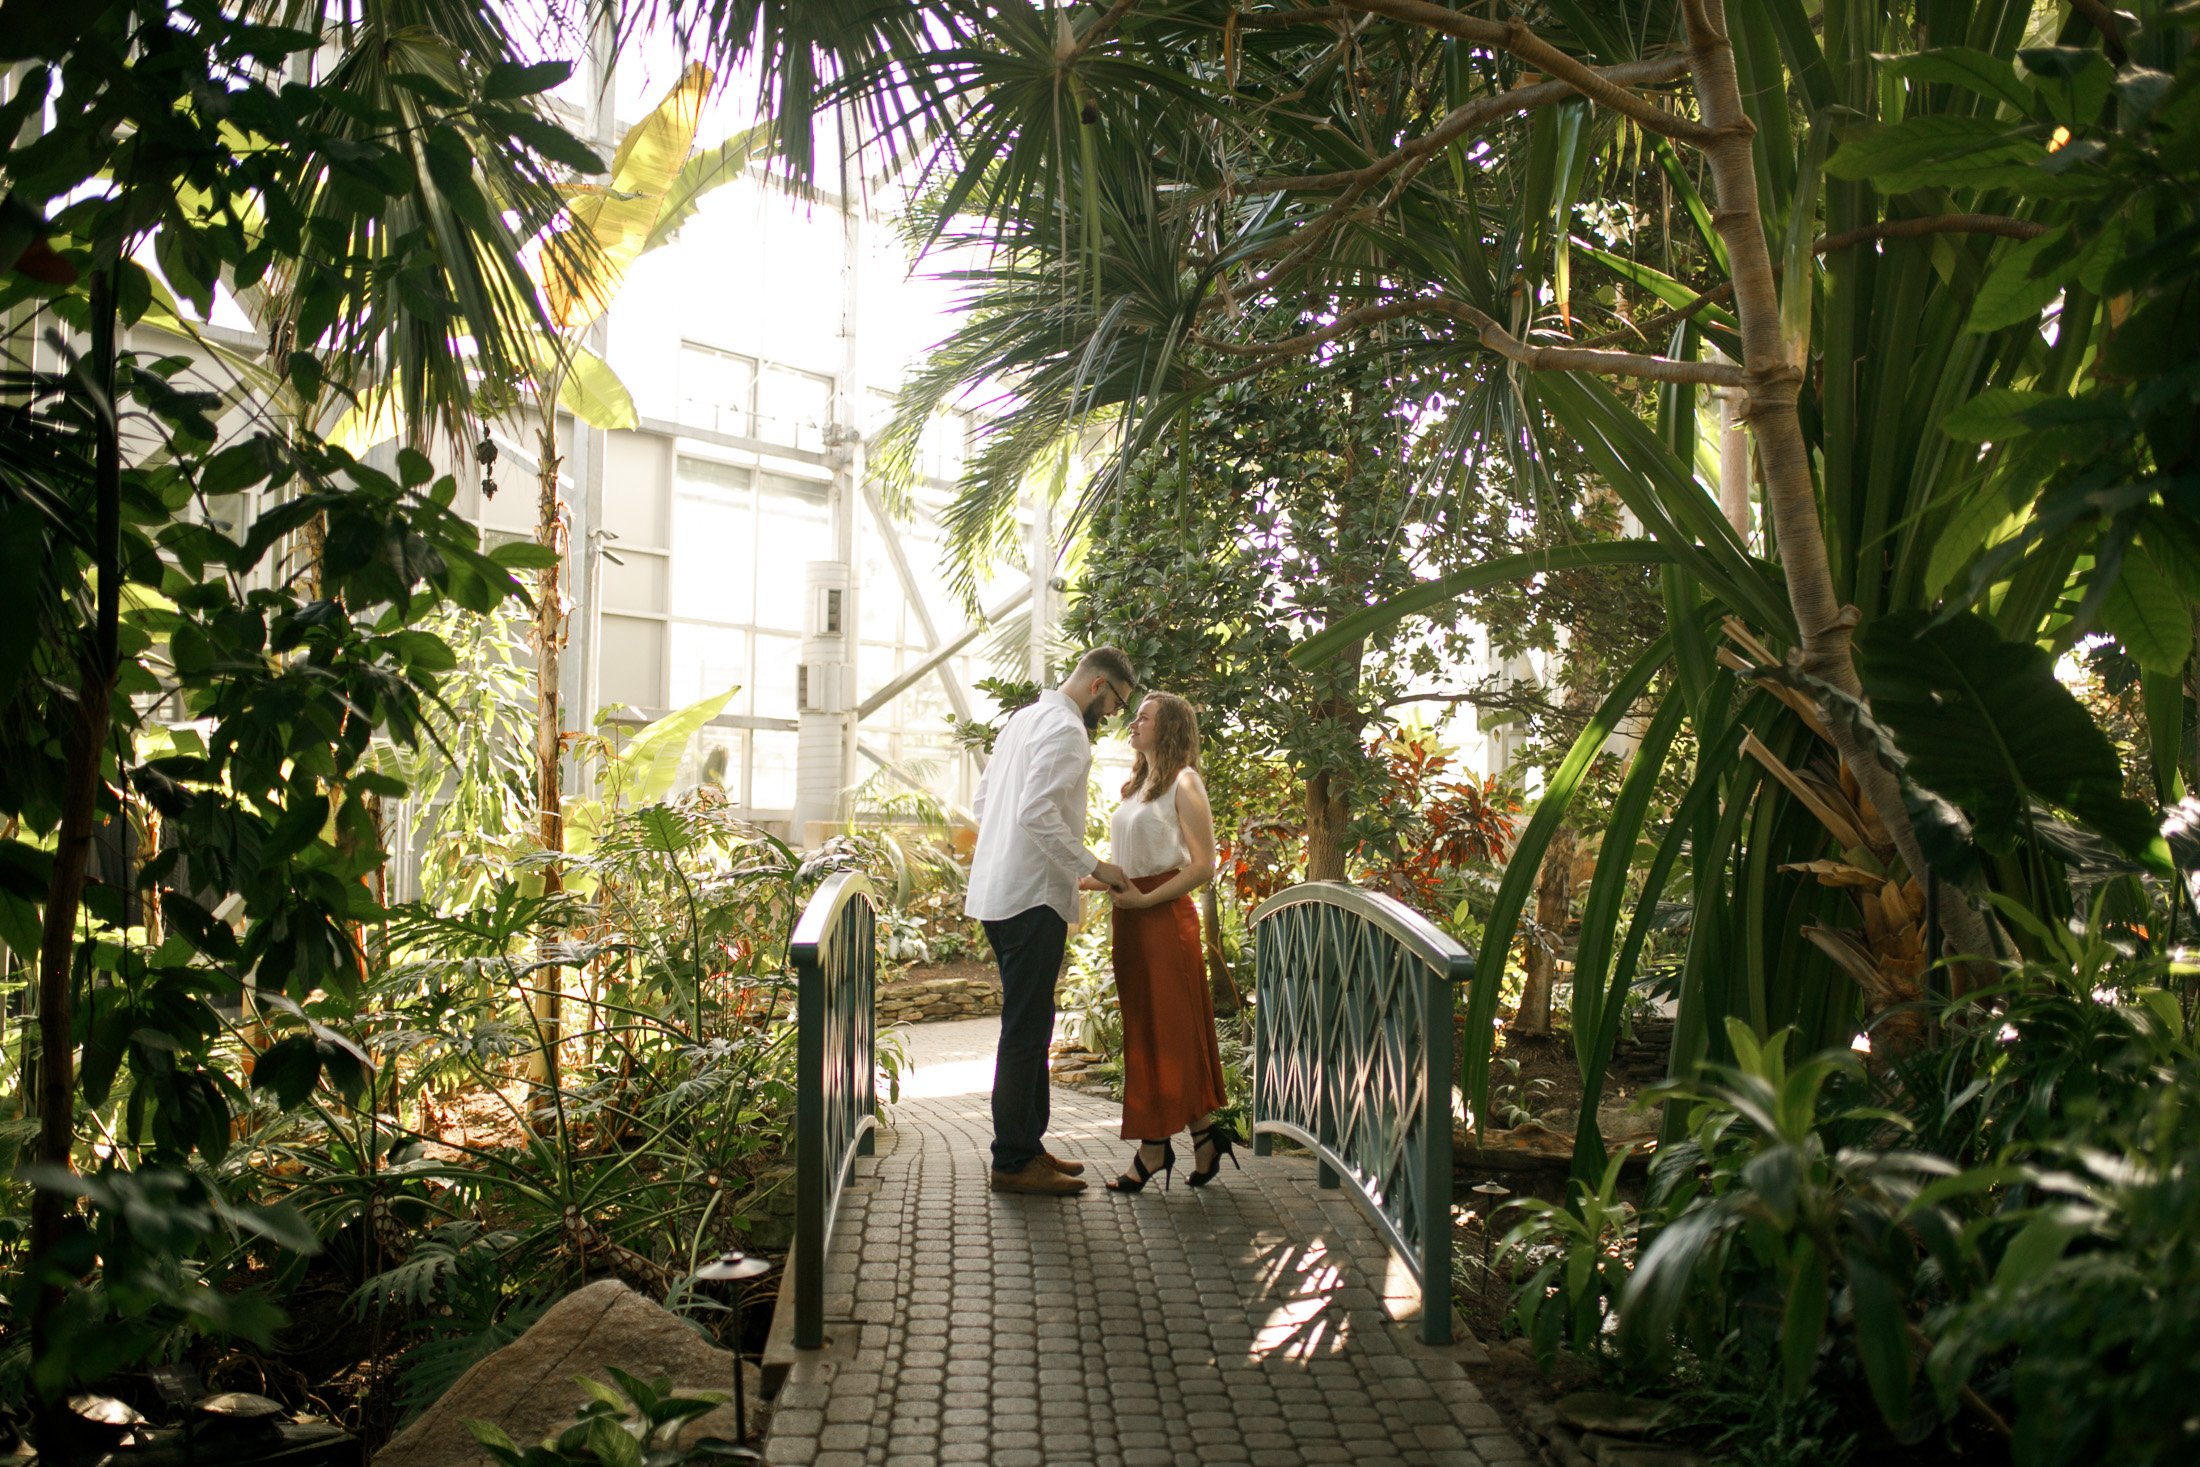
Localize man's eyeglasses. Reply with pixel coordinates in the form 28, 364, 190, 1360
1105, 679, 1134, 714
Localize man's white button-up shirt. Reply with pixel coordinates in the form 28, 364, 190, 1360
964, 689, 1098, 924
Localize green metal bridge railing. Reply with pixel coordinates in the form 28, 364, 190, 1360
1249, 881, 1472, 1345
789, 869, 880, 1350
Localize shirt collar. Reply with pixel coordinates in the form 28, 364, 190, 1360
1050, 688, 1083, 718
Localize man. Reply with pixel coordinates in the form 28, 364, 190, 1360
966, 648, 1136, 1195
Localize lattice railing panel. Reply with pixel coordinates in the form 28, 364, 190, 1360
1250, 883, 1473, 1344
791, 871, 880, 1349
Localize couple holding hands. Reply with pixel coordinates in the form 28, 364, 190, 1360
963, 648, 1238, 1197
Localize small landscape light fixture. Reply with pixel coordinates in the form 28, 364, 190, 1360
1471, 1179, 1512, 1294
691, 1248, 772, 1461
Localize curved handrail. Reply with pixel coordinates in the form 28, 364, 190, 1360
1249, 880, 1475, 983
789, 869, 875, 959
788, 869, 880, 1350
1249, 880, 1476, 1345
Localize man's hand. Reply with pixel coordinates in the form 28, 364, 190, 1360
1090, 859, 1131, 893
1076, 874, 1111, 892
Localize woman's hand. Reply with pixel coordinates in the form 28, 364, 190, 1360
1111, 886, 1157, 910
1077, 874, 1111, 891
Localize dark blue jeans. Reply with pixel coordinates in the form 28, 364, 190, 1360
983, 905, 1068, 1172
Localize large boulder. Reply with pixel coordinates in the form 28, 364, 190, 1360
374, 1279, 761, 1466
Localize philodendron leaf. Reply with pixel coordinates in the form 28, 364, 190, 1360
1855, 611, 2171, 870
2099, 536, 2195, 675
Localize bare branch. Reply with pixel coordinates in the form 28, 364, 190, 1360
1058, 0, 1139, 70
1191, 298, 1438, 356
1244, 54, 1693, 195
1334, 0, 1714, 143
1193, 294, 1746, 388
1438, 300, 1745, 386
1580, 214, 2046, 348
1815, 212, 2047, 255
1233, 5, 1366, 27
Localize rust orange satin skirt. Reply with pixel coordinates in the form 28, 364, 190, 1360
1113, 870, 1227, 1139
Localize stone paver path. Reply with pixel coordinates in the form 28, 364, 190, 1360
764, 1019, 1534, 1467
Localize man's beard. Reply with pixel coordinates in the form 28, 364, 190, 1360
1080, 695, 1107, 733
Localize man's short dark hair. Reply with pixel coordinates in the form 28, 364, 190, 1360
1072, 646, 1135, 690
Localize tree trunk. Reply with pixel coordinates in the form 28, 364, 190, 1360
531, 414, 565, 1092
1684, 0, 1997, 977
1200, 884, 1242, 1014
1304, 767, 1352, 881
1516, 822, 1574, 1036
31, 263, 121, 1440
1304, 633, 1366, 883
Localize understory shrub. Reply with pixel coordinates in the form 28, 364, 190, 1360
1503, 908, 2200, 1466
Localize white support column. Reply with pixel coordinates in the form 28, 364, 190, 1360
1026, 491, 1055, 688
792, 103, 863, 843
1711, 347, 1753, 542
572, 17, 618, 798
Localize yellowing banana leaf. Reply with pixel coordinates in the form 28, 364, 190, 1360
644, 120, 776, 252
515, 335, 639, 430
557, 345, 638, 430
563, 686, 739, 889
542, 63, 711, 329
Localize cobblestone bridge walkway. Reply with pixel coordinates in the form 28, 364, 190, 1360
763, 1019, 1534, 1467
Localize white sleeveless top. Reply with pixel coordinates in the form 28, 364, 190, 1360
1110, 777, 1189, 880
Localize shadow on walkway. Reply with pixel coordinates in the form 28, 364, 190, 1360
764, 1018, 1534, 1467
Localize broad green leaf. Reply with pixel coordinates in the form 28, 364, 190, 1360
249, 1034, 323, 1109
482, 60, 571, 101
1967, 228, 2071, 333
1854, 611, 2171, 869
1876, 47, 2035, 115
599, 686, 739, 808
1939, 387, 2055, 442
585, 1416, 643, 1467
1825, 115, 2041, 193
2099, 538, 2194, 675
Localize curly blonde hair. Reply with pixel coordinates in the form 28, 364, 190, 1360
1122, 692, 1201, 803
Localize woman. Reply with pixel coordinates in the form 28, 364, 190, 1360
1080, 691, 1239, 1193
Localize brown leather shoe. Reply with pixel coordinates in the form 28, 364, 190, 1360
1042, 1151, 1086, 1176
990, 1158, 1087, 1195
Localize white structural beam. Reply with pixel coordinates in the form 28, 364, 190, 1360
856, 583, 1033, 720
860, 480, 977, 729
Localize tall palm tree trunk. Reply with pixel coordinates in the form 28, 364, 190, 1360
532, 409, 565, 1090
1683, 0, 1996, 974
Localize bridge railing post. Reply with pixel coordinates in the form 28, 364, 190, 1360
789, 871, 880, 1350
1247, 881, 1474, 1345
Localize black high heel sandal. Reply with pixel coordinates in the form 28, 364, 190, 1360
1105, 1139, 1175, 1193
1187, 1122, 1243, 1188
